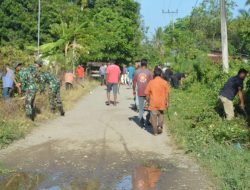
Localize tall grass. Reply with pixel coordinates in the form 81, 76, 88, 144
0, 80, 97, 148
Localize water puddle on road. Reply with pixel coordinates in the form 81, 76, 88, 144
0, 165, 162, 190
116, 166, 162, 190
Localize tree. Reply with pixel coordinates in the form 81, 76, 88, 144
0, 0, 143, 69
152, 28, 166, 60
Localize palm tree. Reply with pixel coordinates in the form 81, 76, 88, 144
39, 21, 88, 72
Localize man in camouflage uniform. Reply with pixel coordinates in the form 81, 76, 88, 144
16, 63, 39, 121
14, 62, 24, 94
39, 71, 65, 116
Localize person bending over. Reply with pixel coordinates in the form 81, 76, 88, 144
219, 68, 248, 120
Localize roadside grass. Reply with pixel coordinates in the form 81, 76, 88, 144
167, 84, 250, 190
0, 79, 98, 148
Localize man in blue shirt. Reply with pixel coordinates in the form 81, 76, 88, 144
127, 64, 135, 88
219, 68, 248, 120
0, 64, 14, 99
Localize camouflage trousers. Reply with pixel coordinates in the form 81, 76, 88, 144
49, 89, 64, 113
25, 89, 36, 117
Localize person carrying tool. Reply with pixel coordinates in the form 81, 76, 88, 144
39, 71, 65, 116
145, 68, 170, 135
219, 68, 248, 120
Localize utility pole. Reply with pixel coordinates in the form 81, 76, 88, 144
162, 9, 179, 30
220, 0, 229, 73
37, 0, 41, 58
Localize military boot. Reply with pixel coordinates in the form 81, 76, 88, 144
59, 107, 65, 116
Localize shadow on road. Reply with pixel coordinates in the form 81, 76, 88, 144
129, 116, 154, 135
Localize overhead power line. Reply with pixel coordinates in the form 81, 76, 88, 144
162, 9, 179, 30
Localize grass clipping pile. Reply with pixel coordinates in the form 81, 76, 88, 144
0, 80, 97, 148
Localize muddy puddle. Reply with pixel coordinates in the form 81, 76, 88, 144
0, 165, 163, 190
0, 145, 212, 190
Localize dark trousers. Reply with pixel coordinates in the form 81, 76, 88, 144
100, 75, 105, 85
2, 87, 12, 100
25, 89, 36, 117
49, 89, 64, 113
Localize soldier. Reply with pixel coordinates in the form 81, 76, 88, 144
39, 71, 65, 116
16, 61, 40, 121
14, 61, 24, 94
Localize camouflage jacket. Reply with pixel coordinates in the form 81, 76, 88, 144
19, 65, 38, 92
39, 72, 60, 93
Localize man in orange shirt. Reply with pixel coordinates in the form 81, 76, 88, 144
145, 68, 170, 136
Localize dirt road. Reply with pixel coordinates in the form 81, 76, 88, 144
0, 86, 214, 190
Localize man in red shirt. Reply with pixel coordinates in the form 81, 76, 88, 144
76, 65, 84, 80
145, 68, 170, 135
106, 61, 121, 106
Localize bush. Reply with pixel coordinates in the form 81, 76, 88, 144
168, 85, 250, 189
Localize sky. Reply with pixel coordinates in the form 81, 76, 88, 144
137, 0, 248, 37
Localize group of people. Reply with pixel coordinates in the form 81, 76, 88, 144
103, 58, 249, 136
121, 64, 136, 87
1, 57, 247, 127
104, 59, 171, 136
64, 65, 85, 90
99, 64, 136, 88
0, 60, 87, 121
0, 60, 65, 121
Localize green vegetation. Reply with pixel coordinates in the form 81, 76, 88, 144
0, 0, 250, 189
0, 0, 142, 70
142, 0, 250, 67
168, 84, 250, 190
0, 0, 139, 147
141, 1, 250, 189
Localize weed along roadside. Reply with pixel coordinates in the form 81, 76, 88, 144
167, 85, 250, 190
0, 80, 97, 149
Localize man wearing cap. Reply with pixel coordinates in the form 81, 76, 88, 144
39, 71, 65, 116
